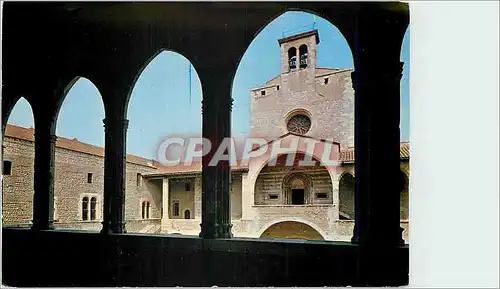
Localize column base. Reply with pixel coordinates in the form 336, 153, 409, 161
199, 222, 218, 239
351, 226, 405, 246
101, 221, 127, 234
351, 234, 405, 247
31, 220, 55, 231
199, 222, 233, 239
218, 222, 233, 238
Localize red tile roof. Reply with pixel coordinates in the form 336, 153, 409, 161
4, 124, 410, 173
340, 142, 410, 163
4, 124, 157, 168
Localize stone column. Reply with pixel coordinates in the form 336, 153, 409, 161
194, 176, 202, 219
351, 15, 407, 247
240, 172, 254, 220
101, 117, 129, 234
161, 177, 170, 233
31, 122, 56, 231
199, 76, 233, 239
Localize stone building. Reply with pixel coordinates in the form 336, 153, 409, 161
2, 29, 410, 242
2, 125, 163, 233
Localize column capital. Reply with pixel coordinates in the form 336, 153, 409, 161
49, 134, 58, 143
102, 118, 129, 131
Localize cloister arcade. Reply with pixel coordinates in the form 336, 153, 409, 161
1, 2, 409, 287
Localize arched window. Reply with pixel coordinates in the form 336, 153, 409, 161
90, 197, 97, 221
299, 44, 308, 68
184, 209, 191, 219
288, 47, 297, 71
82, 197, 89, 221
141, 201, 151, 219
172, 201, 180, 217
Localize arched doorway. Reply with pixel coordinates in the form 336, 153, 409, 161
282, 173, 312, 205
2, 97, 35, 227
260, 221, 324, 240
339, 173, 355, 220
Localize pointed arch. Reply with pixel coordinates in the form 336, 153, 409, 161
400, 26, 410, 142
231, 10, 355, 140
339, 172, 355, 220
126, 49, 203, 159
2, 96, 36, 227
53, 77, 105, 231
55, 76, 105, 147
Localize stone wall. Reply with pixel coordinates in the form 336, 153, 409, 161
2, 138, 35, 225
2, 136, 160, 233
254, 168, 333, 205
168, 177, 196, 219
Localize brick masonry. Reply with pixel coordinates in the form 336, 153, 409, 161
2, 135, 161, 233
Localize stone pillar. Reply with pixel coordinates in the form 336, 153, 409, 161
101, 117, 129, 234
240, 172, 255, 220
351, 15, 407, 247
161, 177, 170, 233
199, 77, 233, 239
162, 177, 170, 219
194, 176, 202, 219
31, 124, 56, 231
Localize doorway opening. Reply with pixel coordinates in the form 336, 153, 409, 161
291, 189, 305, 205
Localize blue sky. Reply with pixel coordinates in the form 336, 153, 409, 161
6, 11, 410, 159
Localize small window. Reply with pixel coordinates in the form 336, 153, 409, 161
185, 181, 191, 192
261, 90, 265, 96
90, 197, 97, 220
137, 173, 142, 186
173, 201, 180, 216
184, 209, 191, 219
146, 202, 150, 219
277, 85, 280, 91
87, 173, 93, 183
269, 194, 279, 200
316, 193, 328, 199
82, 197, 89, 221
324, 78, 329, 85
3, 161, 12, 175
142, 202, 146, 219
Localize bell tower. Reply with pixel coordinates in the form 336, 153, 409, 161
278, 29, 320, 74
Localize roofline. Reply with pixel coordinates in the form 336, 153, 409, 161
143, 167, 249, 178
278, 29, 319, 45
249, 67, 353, 91
3, 125, 157, 168
341, 156, 409, 165
250, 83, 279, 92
315, 68, 353, 78
250, 132, 340, 153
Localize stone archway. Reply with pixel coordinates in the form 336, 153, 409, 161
260, 221, 324, 240
282, 173, 312, 205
